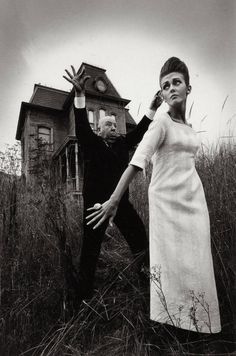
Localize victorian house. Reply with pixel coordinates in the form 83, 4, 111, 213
15, 63, 136, 193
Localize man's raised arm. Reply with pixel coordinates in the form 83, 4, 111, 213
63, 66, 96, 145
125, 91, 163, 149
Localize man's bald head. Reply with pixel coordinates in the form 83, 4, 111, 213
98, 116, 116, 129
98, 116, 118, 143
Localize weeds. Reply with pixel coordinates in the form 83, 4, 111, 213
0, 142, 235, 355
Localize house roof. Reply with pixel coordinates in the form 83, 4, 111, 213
78, 62, 121, 98
63, 63, 131, 108
30, 85, 69, 109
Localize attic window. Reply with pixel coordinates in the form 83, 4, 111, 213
94, 77, 107, 93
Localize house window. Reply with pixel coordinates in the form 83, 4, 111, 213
99, 109, 106, 119
88, 110, 95, 130
38, 126, 53, 150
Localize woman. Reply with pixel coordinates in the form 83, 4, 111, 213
87, 57, 221, 334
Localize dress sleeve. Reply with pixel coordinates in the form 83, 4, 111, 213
129, 114, 167, 170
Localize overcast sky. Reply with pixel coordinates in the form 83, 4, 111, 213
0, 0, 235, 150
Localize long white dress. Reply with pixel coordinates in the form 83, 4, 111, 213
130, 113, 221, 333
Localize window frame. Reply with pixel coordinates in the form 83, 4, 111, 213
99, 108, 106, 120
37, 125, 53, 151
88, 110, 96, 131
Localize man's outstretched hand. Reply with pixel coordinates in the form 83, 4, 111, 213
63, 66, 91, 96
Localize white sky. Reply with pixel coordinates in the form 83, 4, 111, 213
0, 0, 235, 150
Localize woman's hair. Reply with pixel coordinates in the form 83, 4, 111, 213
159, 57, 190, 86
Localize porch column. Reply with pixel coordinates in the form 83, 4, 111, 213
59, 155, 62, 179
65, 146, 69, 185
75, 142, 79, 191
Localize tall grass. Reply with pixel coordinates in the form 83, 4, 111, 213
0, 142, 235, 355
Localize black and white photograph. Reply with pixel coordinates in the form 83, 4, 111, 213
0, 0, 235, 355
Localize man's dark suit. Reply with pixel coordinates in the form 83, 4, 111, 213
74, 107, 152, 299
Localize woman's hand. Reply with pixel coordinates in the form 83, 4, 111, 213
149, 90, 163, 111
63, 65, 91, 96
86, 198, 119, 229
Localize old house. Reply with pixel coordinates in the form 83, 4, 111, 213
16, 63, 136, 193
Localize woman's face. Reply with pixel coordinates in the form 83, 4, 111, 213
160, 72, 189, 108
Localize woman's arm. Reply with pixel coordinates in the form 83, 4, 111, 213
86, 165, 141, 229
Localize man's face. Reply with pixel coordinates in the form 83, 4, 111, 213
99, 116, 118, 143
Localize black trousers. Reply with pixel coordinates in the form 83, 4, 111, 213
77, 200, 148, 299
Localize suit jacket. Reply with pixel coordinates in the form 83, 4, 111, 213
74, 107, 152, 208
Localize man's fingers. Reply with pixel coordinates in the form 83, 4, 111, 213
157, 90, 163, 100
78, 67, 85, 78
83, 75, 91, 85
71, 65, 77, 76
63, 75, 73, 84
65, 69, 73, 79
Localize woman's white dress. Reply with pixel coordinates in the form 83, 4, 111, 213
130, 113, 221, 333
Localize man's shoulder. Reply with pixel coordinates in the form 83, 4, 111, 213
114, 134, 127, 144
117, 134, 126, 140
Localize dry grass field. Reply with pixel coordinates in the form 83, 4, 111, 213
0, 142, 235, 355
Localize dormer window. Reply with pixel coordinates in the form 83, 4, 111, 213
94, 77, 107, 93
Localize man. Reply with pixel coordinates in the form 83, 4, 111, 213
63, 65, 162, 303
